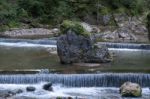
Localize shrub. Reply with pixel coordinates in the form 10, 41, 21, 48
18, 0, 44, 17
147, 13, 150, 40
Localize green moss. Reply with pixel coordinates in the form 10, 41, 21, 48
0, 25, 9, 32
60, 20, 90, 37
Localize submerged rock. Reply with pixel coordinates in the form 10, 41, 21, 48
0, 89, 23, 98
120, 82, 142, 97
43, 82, 53, 91
57, 20, 111, 64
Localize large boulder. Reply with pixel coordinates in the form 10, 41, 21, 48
26, 86, 36, 92
57, 20, 111, 64
120, 82, 142, 97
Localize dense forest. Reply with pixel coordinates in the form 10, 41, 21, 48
0, 0, 150, 31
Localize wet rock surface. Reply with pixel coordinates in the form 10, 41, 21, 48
0, 89, 23, 98
43, 82, 53, 91
26, 86, 36, 92
96, 14, 149, 43
120, 82, 142, 97
0, 83, 149, 99
57, 30, 111, 64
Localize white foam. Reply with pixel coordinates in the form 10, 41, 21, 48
109, 48, 150, 52
0, 42, 56, 48
0, 83, 149, 98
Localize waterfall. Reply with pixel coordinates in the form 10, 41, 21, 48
0, 73, 150, 87
1, 38, 150, 50
0, 38, 56, 45
98, 42, 150, 50
0, 38, 56, 48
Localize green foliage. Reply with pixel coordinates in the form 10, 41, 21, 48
147, 12, 150, 40
0, 0, 19, 31
99, 7, 110, 15
0, 0, 17, 25
8, 21, 20, 28
60, 20, 90, 37
120, 0, 146, 15
18, 0, 44, 17
0, 0, 149, 31
99, 0, 146, 15
17, 8, 29, 18
0, 25, 9, 32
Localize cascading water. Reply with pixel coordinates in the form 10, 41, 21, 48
0, 38, 56, 48
1, 38, 150, 50
97, 42, 150, 50
0, 73, 150, 87
0, 38, 150, 98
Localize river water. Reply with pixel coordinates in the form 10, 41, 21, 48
0, 38, 150, 98
1, 83, 150, 99
0, 38, 150, 73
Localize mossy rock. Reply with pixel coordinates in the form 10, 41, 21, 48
60, 20, 91, 37
120, 82, 142, 97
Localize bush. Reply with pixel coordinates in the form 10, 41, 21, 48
147, 13, 150, 40
0, 0, 17, 25
0, 0, 149, 31
18, 0, 44, 17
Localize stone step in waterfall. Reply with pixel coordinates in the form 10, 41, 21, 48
0, 73, 150, 87
1, 38, 150, 50
12, 39, 149, 50
98, 42, 150, 50
0, 38, 56, 45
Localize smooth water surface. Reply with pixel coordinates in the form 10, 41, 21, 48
0, 45, 150, 73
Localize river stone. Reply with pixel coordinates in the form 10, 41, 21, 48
0, 89, 23, 98
43, 82, 53, 91
26, 86, 36, 92
120, 82, 142, 97
57, 30, 111, 64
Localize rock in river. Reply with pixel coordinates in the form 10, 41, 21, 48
26, 86, 36, 92
120, 82, 142, 97
43, 82, 53, 91
57, 20, 112, 64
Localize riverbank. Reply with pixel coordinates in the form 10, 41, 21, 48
0, 28, 59, 39
0, 16, 149, 43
